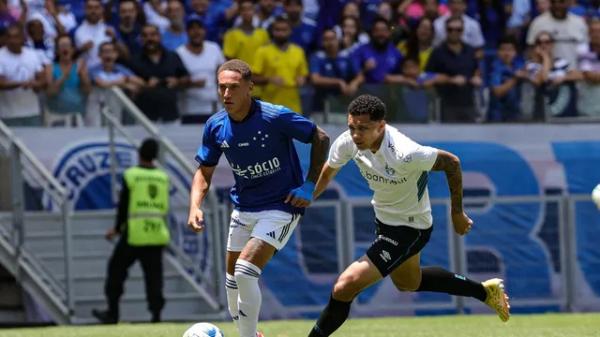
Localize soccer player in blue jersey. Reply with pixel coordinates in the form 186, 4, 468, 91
187, 59, 330, 337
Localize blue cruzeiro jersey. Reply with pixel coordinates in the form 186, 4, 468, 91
195, 99, 316, 214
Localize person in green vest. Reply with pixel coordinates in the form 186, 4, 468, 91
92, 138, 170, 324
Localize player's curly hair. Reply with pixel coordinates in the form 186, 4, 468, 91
218, 59, 252, 81
348, 94, 386, 121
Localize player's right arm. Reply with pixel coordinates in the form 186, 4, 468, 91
188, 165, 216, 233
313, 164, 340, 200
189, 119, 223, 233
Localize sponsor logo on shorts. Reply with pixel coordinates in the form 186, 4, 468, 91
380, 250, 391, 263
377, 235, 399, 246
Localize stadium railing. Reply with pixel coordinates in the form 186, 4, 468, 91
101, 87, 227, 312
0, 119, 74, 323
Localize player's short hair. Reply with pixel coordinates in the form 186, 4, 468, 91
348, 95, 386, 121
139, 138, 159, 161
218, 59, 252, 81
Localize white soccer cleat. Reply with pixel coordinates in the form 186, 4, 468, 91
482, 278, 510, 322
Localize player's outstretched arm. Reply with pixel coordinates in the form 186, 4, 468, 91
431, 150, 473, 235
285, 126, 330, 208
188, 165, 216, 233
313, 164, 341, 200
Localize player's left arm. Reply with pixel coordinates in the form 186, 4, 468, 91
285, 126, 330, 207
431, 150, 473, 235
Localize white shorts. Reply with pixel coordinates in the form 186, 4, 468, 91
226, 209, 301, 252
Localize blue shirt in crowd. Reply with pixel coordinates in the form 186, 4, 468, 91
489, 57, 525, 121
196, 99, 316, 214
291, 18, 318, 54
351, 42, 403, 84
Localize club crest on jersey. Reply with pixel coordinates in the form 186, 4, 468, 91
385, 164, 395, 176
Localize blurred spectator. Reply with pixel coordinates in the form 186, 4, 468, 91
473, 0, 510, 49
526, 31, 581, 119
578, 19, 600, 117
55, 1, 76, 32
489, 35, 527, 121
506, 0, 531, 39
376, 1, 393, 23
223, 0, 269, 98
189, 0, 237, 43
285, 0, 318, 54
400, 56, 437, 88
316, 0, 347, 35
334, 15, 369, 54
397, 0, 449, 26
309, 28, 361, 110
426, 16, 481, 122
400, 57, 437, 121
161, 0, 187, 51
534, 0, 551, 15
176, 16, 224, 123
25, 18, 53, 62
351, 17, 404, 84
252, 16, 308, 113
303, 0, 319, 20
223, 0, 269, 64
0, 24, 45, 126
0, 0, 17, 32
144, 0, 169, 31
398, 17, 435, 70
433, 0, 485, 49
527, 0, 588, 68
45, 33, 91, 126
87, 41, 143, 126
113, 0, 143, 61
358, 0, 384, 30
128, 24, 189, 122
253, 0, 283, 29
25, 0, 67, 41
74, 0, 113, 69
341, 1, 360, 20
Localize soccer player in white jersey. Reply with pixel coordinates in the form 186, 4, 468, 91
307, 95, 510, 337
187, 59, 330, 337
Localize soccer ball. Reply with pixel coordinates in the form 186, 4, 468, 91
592, 184, 600, 209
182, 322, 225, 337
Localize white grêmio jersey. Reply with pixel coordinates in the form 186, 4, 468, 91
328, 125, 439, 229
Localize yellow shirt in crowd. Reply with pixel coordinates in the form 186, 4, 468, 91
252, 43, 308, 113
223, 28, 270, 98
397, 41, 433, 71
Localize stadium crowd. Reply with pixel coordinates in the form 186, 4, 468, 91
0, 0, 599, 125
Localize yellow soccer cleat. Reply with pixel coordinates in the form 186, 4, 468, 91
483, 278, 511, 322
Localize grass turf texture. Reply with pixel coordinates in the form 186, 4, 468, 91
1, 313, 599, 337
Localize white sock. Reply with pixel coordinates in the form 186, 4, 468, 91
234, 259, 262, 337
225, 273, 240, 329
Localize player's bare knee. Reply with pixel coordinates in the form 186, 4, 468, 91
332, 275, 360, 301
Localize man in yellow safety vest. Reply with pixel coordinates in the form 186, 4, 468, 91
93, 138, 170, 324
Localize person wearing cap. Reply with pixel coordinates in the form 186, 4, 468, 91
92, 138, 171, 324
176, 14, 225, 123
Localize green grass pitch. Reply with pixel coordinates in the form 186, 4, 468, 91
1, 313, 599, 337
